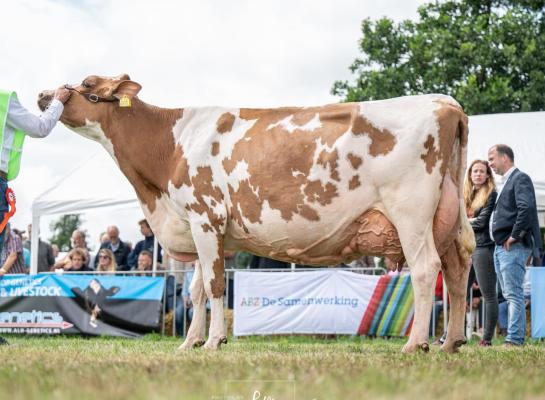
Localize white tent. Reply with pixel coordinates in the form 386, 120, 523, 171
467, 111, 545, 219
29, 111, 545, 274
30, 150, 142, 274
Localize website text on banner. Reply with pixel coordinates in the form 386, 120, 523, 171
234, 269, 414, 336
0, 274, 164, 337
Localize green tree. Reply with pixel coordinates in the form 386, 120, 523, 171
49, 214, 84, 252
332, 0, 545, 115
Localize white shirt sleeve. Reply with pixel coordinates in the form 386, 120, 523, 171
6, 96, 64, 138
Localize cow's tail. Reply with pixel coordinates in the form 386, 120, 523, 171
454, 112, 475, 262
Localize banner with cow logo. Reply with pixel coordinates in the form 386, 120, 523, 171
234, 269, 415, 336
0, 274, 165, 337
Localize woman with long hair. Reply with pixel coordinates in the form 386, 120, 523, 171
464, 159, 498, 346
97, 248, 117, 272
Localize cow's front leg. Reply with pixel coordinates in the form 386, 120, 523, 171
191, 222, 227, 351
178, 261, 206, 350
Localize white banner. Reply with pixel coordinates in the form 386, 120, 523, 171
234, 269, 381, 336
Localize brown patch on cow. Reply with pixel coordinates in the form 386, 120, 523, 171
304, 180, 338, 206
222, 104, 361, 223
211, 141, 220, 156
291, 111, 316, 126
202, 223, 213, 233
228, 180, 262, 232
100, 101, 184, 214
186, 166, 226, 232
171, 145, 192, 188
347, 153, 362, 169
348, 175, 361, 190
216, 112, 236, 134
430, 100, 468, 183
420, 135, 439, 174
317, 149, 340, 181
209, 234, 225, 298
298, 204, 320, 221
352, 115, 397, 156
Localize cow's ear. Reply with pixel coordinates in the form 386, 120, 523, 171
112, 80, 142, 99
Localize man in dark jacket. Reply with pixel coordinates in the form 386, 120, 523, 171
128, 219, 162, 269
94, 225, 131, 271
488, 144, 542, 346
23, 224, 55, 272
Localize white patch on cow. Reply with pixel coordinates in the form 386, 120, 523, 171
141, 192, 197, 254
267, 113, 321, 133
72, 120, 118, 164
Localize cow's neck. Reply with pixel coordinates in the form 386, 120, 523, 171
102, 98, 184, 214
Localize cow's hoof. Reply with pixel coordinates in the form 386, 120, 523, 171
402, 341, 429, 354
419, 343, 430, 353
203, 336, 228, 350
440, 338, 467, 353
177, 338, 205, 351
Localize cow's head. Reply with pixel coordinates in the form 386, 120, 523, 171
38, 74, 141, 129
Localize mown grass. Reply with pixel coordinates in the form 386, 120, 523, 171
0, 334, 544, 400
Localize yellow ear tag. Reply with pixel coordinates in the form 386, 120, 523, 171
119, 95, 131, 108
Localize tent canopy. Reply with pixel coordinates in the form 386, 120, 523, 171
467, 111, 545, 216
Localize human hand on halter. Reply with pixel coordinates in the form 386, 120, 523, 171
54, 88, 71, 104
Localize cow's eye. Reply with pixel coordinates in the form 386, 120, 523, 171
82, 81, 91, 89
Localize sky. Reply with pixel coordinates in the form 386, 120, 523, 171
1, 0, 428, 251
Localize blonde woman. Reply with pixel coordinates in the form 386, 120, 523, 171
464, 159, 498, 346
96, 249, 117, 272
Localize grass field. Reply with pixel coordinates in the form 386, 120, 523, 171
1, 334, 544, 400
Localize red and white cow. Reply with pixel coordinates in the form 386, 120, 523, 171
39, 74, 475, 353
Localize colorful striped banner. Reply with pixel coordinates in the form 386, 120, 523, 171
357, 273, 414, 337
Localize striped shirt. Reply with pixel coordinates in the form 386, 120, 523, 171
1, 230, 26, 274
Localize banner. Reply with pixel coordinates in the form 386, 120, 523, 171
234, 270, 414, 336
530, 267, 545, 338
0, 274, 165, 337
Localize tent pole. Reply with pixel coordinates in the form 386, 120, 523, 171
30, 212, 40, 275
152, 236, 158, 277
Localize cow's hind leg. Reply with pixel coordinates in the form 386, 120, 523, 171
178, 261, 207, 350
381, 195, 441, 353
402, 231, 441, 353
440, 242, 471, 353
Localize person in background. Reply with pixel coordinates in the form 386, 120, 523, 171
55, 248, 91, 272
96, 249, 117, 272
51, 244, 60, 261
0, 225, 27, 276
128, 219, 162, 269
136, 250, 154, 276
23, 223, 55, 273
94, 226, 131, 271
488, 144, 542, 346
53, 229, 91, 270
464, 159, 498, 346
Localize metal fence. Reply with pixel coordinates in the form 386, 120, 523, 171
2, 266, 476, 339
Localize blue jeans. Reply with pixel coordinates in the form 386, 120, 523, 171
494, 243, 531, 345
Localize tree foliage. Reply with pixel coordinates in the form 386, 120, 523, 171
332, 0, 545, 115
49, 214, 84, 252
